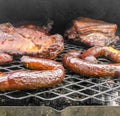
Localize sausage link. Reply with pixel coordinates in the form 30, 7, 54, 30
62, 50, 120, 78
0, 56, 65, 91
80, 46, 120, 63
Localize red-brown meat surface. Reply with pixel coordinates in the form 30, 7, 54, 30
65, 17, 119, 47
0, 23, 64, 59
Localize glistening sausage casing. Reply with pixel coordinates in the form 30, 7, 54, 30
62, 50, 120, 77
0, 56, 65, 91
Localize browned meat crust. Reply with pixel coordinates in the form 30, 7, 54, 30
65, 17, 119, 46
0, 52, 13, 65
19, 20, 53, 33
0, 23, 64, 59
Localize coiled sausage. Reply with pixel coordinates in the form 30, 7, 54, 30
62, 48, 120, 78
80, 46, 120, 63
0, 56, 65, 91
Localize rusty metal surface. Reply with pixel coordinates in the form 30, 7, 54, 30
0, 106, 120, 116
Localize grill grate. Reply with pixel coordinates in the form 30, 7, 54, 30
0, 39, 120, 110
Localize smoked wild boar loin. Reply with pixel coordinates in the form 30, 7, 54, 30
65, 17, 119, 47
0, 23, 65, 91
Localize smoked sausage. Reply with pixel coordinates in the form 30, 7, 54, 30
0, 56, 65, 91
62, 49, 120, 78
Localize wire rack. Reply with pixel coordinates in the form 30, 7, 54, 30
0, 39, 120, 110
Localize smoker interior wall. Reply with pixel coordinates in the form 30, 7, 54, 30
0, 0, 120, 33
